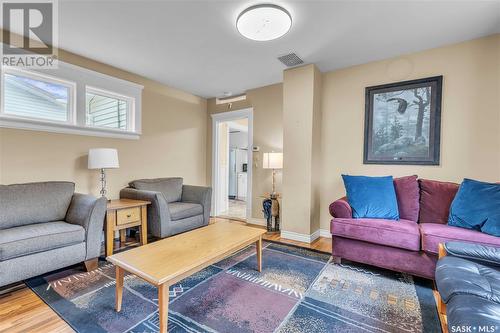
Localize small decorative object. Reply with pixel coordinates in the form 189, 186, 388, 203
262, 193, 280, 232
262, 152, 283, 232
364, 76, 442, 165
88, 148, 119, 198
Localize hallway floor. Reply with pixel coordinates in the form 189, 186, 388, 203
219, 199, 247, 219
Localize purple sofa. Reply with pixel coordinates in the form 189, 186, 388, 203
329, 176, 500, 279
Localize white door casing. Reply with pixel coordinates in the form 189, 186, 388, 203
211, 108, 253, 220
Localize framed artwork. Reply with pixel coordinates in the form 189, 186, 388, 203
363, 76, 443, 165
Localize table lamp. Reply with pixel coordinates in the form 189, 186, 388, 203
263, 152, 283, 196
88, 148, 119, 198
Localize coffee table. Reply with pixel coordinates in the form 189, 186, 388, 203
106, 221, 266, 333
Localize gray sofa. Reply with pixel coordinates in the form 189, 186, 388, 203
435, 242, 500, 330
0, 181, 107, 287
120, 177, 211, 238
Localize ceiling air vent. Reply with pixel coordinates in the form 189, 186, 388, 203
277, 53, 304, 67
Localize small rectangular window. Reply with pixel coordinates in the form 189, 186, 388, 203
0, 62, 142, 139
86, 88, 131, 131
2, 69, 73, 123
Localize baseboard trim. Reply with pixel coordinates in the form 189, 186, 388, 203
319, 229, 332, 238
247, 217, 266, 226
280, 229, 320, 243
311, 229, 320, 242
280, 230, 311, 243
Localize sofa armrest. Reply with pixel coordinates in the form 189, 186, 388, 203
66, 193, 107, 260
329, 196, 352, 218
182, 185, 212, 225
444, 241, 500, 267
120, 188, 170, 237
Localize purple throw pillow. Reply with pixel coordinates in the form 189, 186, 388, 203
394, 175, 420, 222
419, 179, 459, 224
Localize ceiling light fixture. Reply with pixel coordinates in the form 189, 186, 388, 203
236, 4, 292, 41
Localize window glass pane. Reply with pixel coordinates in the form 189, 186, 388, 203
86, 91, 128, 130
4, 72, 69, 122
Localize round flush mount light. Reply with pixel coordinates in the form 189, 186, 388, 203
236, 4, 292, 41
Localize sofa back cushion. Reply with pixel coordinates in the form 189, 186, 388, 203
129, 177, 183, 203
394, 175, 420, 222
419, 179, 459, 224
0, 181, 75, 230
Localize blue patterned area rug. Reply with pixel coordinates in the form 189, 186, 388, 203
26, 242, 440, 332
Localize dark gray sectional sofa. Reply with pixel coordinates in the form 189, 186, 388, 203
0, 181, 107, 287
120, 177, 211, 238
435, 242, 500, 331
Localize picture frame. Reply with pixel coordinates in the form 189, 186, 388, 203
363, 76, 443, 165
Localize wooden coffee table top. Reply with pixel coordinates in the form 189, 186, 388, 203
107, 222, 266, 286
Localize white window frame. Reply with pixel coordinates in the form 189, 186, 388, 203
0, 60, 143, 139
85, 86, 135, 132
1, 67, 77, 125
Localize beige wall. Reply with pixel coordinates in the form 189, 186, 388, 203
1, 30, 497, 238
207, 83, 283, 220
0, 49, 208, 198
319, 34, 500, 231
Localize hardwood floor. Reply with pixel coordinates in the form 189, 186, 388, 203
0, 287, 73, 333
0, 217, 331, 333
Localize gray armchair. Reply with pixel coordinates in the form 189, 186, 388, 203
0, 182, 106, 287
120, 177, 211, 238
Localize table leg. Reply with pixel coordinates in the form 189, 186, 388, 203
106, 211, 115, 257
158, 283, 169, 333
115, 266, 124, 312
120, 229, 126, 243
256, 236, 262, 272
140, 206, 148, 245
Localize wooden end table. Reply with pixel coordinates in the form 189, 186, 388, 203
105, 199, 151, 257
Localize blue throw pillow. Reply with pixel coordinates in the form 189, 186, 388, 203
342, 175, 399, 220
448, 178, 500, 236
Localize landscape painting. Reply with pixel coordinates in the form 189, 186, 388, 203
363, 76, 442, 165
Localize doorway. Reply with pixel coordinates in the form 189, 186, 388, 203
211, 108, 253, 221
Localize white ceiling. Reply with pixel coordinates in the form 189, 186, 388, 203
56, 0, 500, 98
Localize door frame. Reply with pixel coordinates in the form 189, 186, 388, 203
211, 108, 253, 220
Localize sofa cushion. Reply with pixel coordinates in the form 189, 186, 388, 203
418, 179, 459, 224
331, 218, 420, 251
420, 223, 500, 255
444, 241, 500, 267
448, 178, 500, 236
341, 175, 399, 220
129, 178, 183, 203
435, 256, 500, 303
446, 294, 500, 328
0, 182, 75, 230
0, 221, 85, 261
394, 175, 420, 222
168, 202, 203, 221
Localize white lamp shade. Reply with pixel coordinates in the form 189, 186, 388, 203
88, 148, 119, 169
263, 152, 283, 169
